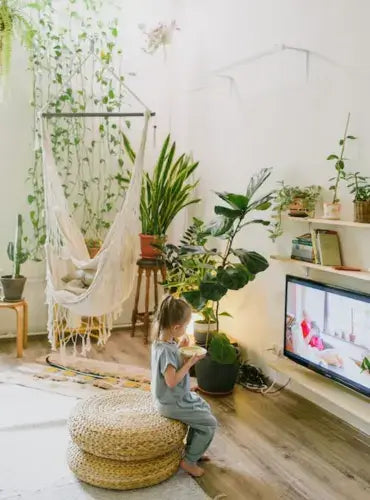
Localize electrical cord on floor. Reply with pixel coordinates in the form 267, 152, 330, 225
237, 362, 291, 395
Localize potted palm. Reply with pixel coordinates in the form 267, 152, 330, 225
182, 168, 273, 395
85, 238, 102, 258
325, 113, 356, 219
269, 182, 321, 240
346, 172, 370, 223
124, 134, 200, 259
1, 214, 29, 301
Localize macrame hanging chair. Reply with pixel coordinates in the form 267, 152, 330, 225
41, 112, 150, 354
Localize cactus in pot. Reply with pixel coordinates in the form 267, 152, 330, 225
1, 214, 28, 301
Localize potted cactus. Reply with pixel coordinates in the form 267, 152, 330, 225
1, 214, 28, 301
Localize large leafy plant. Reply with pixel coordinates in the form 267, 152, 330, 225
125, 134, 200, 236
180, 168, 273, 363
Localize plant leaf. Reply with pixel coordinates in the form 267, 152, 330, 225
200, 278, 227, 301
214, 205, 243, 219
232, 249, 269, 274
217, 265, 250, 290
215, 192, 249, 210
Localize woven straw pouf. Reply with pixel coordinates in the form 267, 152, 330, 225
67, 442, 182, 490
67, 390, 187, 490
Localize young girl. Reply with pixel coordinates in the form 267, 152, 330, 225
151, 295, 217, 478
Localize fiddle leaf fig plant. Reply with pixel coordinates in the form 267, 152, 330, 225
181, 168, 273, 343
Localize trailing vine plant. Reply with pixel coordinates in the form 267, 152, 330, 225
27, 0, 132, 259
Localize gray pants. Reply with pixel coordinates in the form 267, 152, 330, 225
159, 398, 217, 465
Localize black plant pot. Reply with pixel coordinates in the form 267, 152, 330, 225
0, 275, 26, 301
195, 355, 240, 396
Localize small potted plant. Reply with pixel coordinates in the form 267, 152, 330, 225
346, 172, 370, 223
124, 134, 200, 259
1, 214, 28, 301
85, 238, 102, 258
325, 112, 356, 220
182, 168, 273, 395
269, 183, 321, 240
361, 356, 370, 373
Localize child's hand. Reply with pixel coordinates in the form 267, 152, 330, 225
178, 334, 190, 348
188, 353, 206, 367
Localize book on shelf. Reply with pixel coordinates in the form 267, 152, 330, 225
316, 230, 342, 266
291, 233, 314, 262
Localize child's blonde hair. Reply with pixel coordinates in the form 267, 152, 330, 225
154, 295, 191, 339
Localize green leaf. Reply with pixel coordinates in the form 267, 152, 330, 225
209, 333, 237, 364
336, 160, 345, 170
347, 135, 356, 140
233, 249, 269, 274
182, 290, 207, 310
339, 139, 344, 146
214, 206, 243, 219
254, 201, 271, 211
327, 154, 338, 160
215, 192, 249, 210
219, 311, 233, 318
204, 216, 234, 237
246, 168, 272, 200
217, 265, 250, 290
27, 195, 35, 204
200, 278, 227, 301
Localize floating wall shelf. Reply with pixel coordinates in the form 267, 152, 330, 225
271, 255, 370, 281
283, 215, 370, 229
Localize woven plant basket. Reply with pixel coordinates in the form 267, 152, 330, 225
354, 201, 370, 223
68, 390, 187, 461
67, 442, 182, 490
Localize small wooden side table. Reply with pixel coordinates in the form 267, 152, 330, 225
131, 258, 166, 344
0, 299, 28, 358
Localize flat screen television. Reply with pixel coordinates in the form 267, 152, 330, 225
284, 275, 370, 397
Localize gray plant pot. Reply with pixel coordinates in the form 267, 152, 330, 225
195, 355, 240, 395
0, 275, 26, 301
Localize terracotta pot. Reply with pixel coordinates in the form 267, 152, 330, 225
354, 201, 370, 223
288, 197, 311, 218
88, 247, 101, 258
323, 202, 341, 220
139, 234, 164, 259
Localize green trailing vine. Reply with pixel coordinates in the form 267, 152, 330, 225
26, 0, 132, 260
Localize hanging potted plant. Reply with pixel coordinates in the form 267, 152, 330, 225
0, 1, 35, 83
269, 183, 321, 241
125, 134, 200, 259
346, 172, 370, 223
182, 168, 273, 395
1, 214, 29, 301
325, 112, 356, 220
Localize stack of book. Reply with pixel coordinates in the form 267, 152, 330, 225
291, 230, 342, 265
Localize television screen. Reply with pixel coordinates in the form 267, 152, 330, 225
284, 275, 370, 397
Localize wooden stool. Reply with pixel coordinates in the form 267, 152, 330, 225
0, 299, 28, 358
131, 258, 166, 344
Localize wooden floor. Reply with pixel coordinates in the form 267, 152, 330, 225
1, 330, 369, 500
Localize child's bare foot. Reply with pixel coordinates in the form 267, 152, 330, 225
180, 459, 204, 477
199, 454, 210, 462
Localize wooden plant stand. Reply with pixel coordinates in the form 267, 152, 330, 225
0, 299, 28, 358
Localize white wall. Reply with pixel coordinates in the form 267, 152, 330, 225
167, 0, 370, 364
1, 0, 370, 365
